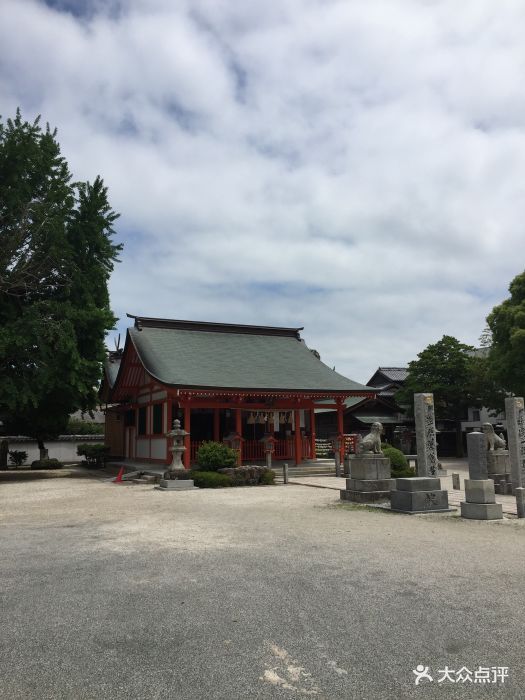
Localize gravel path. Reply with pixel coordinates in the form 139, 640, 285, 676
1, 475, 524, 699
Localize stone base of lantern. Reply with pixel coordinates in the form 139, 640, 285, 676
158, 479, 197, 491
390, 477, 451, 513
339, 456, 394, 503
460, 479, 503, 520
487, 451, 510, 475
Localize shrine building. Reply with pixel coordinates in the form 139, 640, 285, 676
102, 315, 375, 467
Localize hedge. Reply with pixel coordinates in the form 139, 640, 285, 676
190, 471, 232, 488
31, 458, 63, 470
218, 466, 275, 486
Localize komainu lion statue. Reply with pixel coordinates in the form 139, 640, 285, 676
482, 422, 506, 451
359, 422, 383, 454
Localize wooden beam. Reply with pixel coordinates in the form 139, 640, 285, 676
337, 400, 344, 462
235, 409, 243, 465
183, 406, 191, 468
294, 409, 302, 465
213, 408, 220, 441
310, 408, 316, 461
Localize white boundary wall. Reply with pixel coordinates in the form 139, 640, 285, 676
1, 435, 104, 465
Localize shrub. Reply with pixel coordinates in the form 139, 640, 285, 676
31, 458, 63, 470
218, 466, 275, 486
260, 468, 276, 485
382, 444, 415, 478
77, 443, 110, 468
392, 467, 417, 478
66, 419, 104, 435
8, 450, 28, 467
196, 441, 237, 471
190, 470, 232, 488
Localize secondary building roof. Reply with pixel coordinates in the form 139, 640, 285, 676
353, 414, 406, 425
367, 367, 409, 386
120, 315, 372, 394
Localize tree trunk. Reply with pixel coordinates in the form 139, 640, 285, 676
37, 439, 48, 461
0, 439, 8, 470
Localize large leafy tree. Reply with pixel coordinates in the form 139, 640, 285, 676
0, 110, 121, 454
486, 269, 525, 401
397, 335, 482, 456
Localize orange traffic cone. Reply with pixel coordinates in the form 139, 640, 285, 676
114, 466, 125, 483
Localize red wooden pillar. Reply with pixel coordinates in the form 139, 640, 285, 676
213, 408, 220, 442
336, 400, 344, 461
166, 400, 173, 463
310, 408, 316, 460
236, 409, 243, 464
294, 409, 302, 465
183, 405, 191, 469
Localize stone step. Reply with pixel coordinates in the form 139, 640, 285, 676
274, 466, 337, 479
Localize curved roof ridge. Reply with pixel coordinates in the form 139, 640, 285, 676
126, 314, 303, 338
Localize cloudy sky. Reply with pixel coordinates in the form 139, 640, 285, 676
1, 0, 525, 382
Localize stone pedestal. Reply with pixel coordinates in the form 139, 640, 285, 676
460, 479, 502, 520
390, 477, 450, 513
487, 451, 510, 475
339, 455, 394, 503
158, 478, 197, 491
486, 451, 511, 491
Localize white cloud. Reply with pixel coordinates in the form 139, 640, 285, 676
1, 0, 525, 381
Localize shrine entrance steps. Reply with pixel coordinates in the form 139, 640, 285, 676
273, 459, 337, 480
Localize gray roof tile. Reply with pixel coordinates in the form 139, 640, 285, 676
129, 322, 370, 393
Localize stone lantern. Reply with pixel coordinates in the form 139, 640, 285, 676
223, 431, 243, 466
330, 433, 344, 477
259, 433, 276, 468
159, 419, 196, 491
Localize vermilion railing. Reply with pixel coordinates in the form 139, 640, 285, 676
190, 437, 313, 464
302, 437, 312, 459
190, 441, 203, 463
243, 439, 265, 461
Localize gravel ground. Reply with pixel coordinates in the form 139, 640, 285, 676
1, 475, 524, 700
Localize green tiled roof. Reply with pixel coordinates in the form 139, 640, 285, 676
127, 319, 371, 394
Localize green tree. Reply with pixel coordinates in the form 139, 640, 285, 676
397, 335, 481, 456
486, 269, 525, 402
0, 110, 121, 455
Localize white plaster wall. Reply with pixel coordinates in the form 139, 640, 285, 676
3, 438, 105, 465
151, 391, 167, 401
136, 439, 150, 459
150, 438, 167, 459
